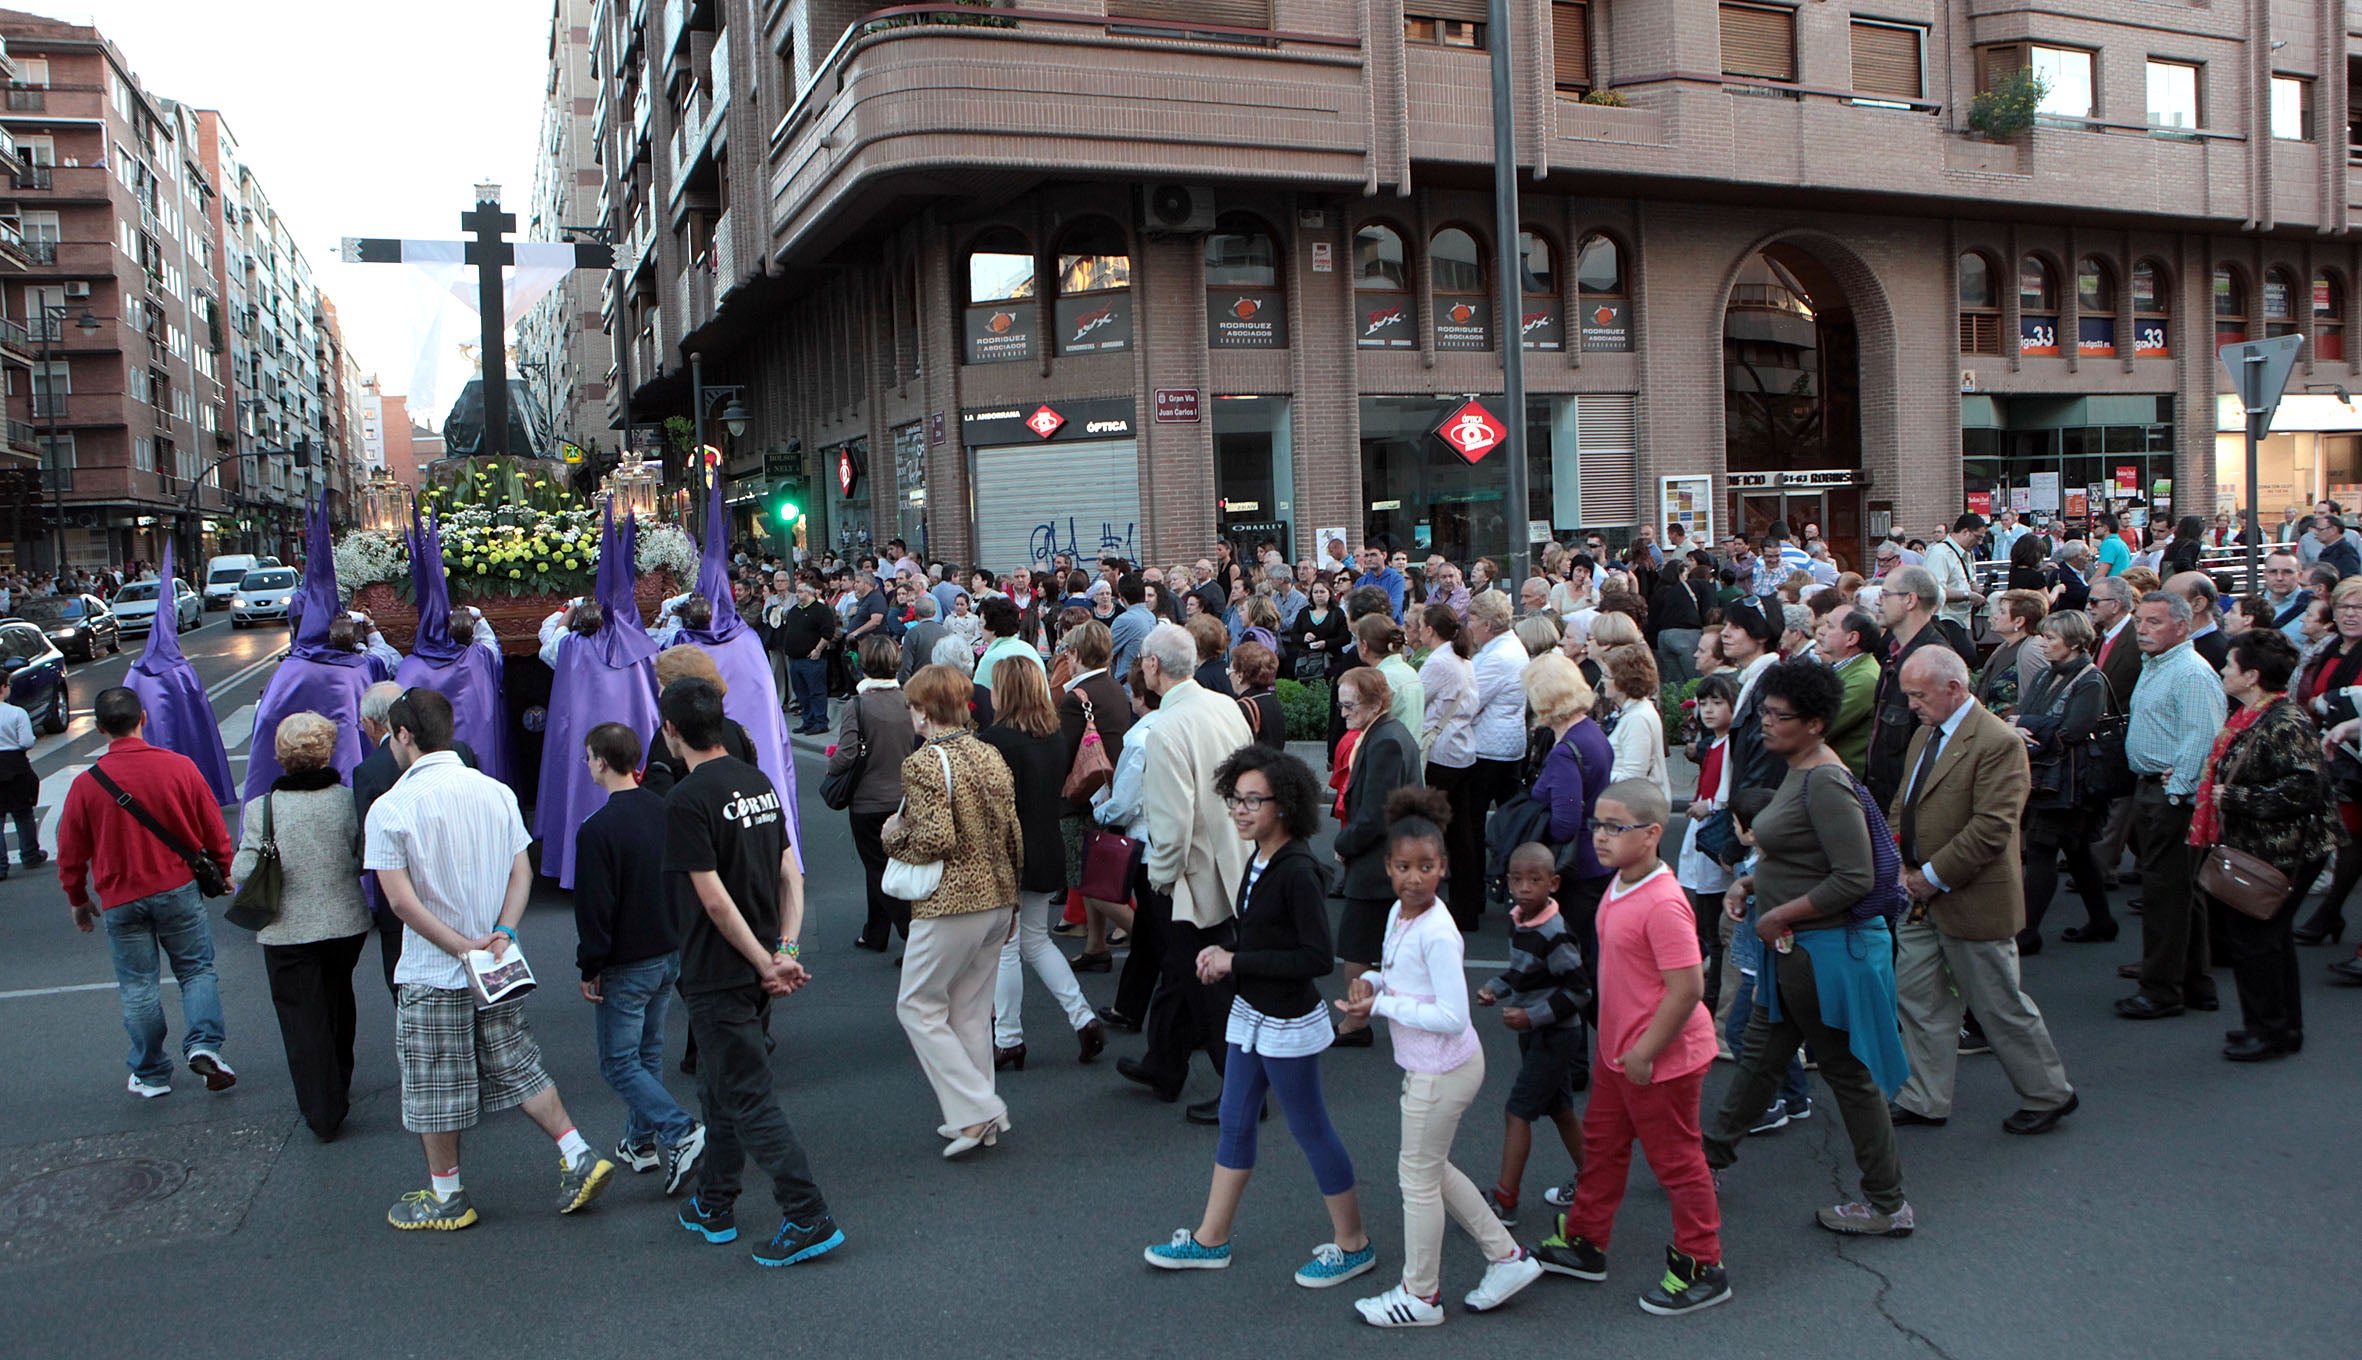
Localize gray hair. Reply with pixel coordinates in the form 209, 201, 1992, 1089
913, 593, 939, 620
361, 680, 402, 726
930, 635, 975, 675
1782, 603, 1813, 636
2139, 589, 2193, 625
2088, 575, 2131, 605
1265, 564, 1293, 588
1901, 645, 1970, 688
1140, 621, 1197, 679
1886, 564, 1940, 611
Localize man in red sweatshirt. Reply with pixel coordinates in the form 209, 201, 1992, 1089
59, 687, 237, 1099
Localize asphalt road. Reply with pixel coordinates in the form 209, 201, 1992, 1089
0, 656, 2354, 1359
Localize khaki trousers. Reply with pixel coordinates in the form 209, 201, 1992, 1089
1397, 1052, 1518, 1296
897, 908, 1013, 1135
1893, 919, 2073, 1119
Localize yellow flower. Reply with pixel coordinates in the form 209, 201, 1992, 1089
509, 569, 522, 579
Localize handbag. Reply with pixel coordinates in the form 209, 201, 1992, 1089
818, 696, 867, 811
881, 744, 954, 901
1061, 693, 1114, 799
1080, 828, 1141, 903
2194, 722, 2292, 920
225, 792, 283, 932
88, 764, 230, 898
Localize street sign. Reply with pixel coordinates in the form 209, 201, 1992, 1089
1153, 389, 1200, 423
764, 450, 800, 480
1434, 398, 1508, 465
2217, 332, 2305, 596
1025, 405, 1065, 439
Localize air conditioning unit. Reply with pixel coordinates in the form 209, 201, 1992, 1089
1141, 183, 1215, 236
63, 281, 91, 298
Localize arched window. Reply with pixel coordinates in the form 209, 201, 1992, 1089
1431, 226, 1490, 350
2263, 267, 2299, 339
2076, 256, 2116, 358
1053, 219, 1132, 356
2132, 259, 2170, 357
1205, 212, 1285, 349
1958, 251, 2000, 355
2214, 265, 2248, 346
962, 226, 1036, 364
2018, 255, 2059, 356
1575, 232, 1631, 351
1518, 229, 1563, 351
1354, 222, 1414, 349
2315, 270, 2346, 362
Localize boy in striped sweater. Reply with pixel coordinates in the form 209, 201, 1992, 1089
1475, 842, 1592, 1228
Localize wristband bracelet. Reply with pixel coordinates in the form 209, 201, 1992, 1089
493, 925, 518, 942
779, 939, 799, 958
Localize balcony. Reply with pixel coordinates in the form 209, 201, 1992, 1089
4, 83, 41, 113
0, 315, 28, 358
0, 35, 14, 84
5, 418, 34, 452
11, 164, 112, 203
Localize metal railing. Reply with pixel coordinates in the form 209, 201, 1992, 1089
5, 85, 42, 113
0, 317, 26, 350
15, 164, 48, 190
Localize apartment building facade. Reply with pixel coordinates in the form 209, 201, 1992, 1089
525, 0, 618, 462
588, 0, 2362, 572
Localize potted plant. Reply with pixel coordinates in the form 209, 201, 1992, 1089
1967, 67, 2047, 142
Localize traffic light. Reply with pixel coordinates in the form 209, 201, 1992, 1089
770, 474, 806, 529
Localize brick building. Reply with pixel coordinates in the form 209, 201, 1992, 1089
523, 0, 617, 461
583, 0, 2362, 573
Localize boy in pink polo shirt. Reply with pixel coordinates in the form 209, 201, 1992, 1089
1534, 778, 1728, 1315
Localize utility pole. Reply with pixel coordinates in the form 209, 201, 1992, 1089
1487, 0, 1531, 589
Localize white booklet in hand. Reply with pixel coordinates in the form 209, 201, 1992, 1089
463, 941, 537, 1008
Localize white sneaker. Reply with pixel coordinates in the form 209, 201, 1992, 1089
188, 1051, 237, 1092
1544, 1178, 1579, 1208
1355, 1283, 1445, 1328
1463, 1250, 1545, 1312
127, 1073, 171, 1099
663, 1123, 707, 1196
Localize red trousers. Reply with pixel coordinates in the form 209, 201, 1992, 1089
1564, 1062, 1721, 1263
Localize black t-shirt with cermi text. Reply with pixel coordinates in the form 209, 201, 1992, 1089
665, 755, 788, 994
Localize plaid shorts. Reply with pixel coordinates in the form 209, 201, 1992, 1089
395, 985, 554, 1134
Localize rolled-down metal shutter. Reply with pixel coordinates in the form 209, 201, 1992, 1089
1107, 0, 1272, 29
1410, 0, 1492, 23
1552, 3, 1591, 91
1719, 3, 1795, 83
973, 439, 1144, 574
1576, 395, 1639, 527
1850, 22, 1922, 100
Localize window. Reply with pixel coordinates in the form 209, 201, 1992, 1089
1205, 212, 1286, 349
133, 434, 153, 472
1431, 227, 1490, 351
1575, 232, 1631, 351
17, 58, 49, 87
37, 433, 73, 475
2019, 256, 2059, 356
2145, 59, 2199, 130
2077, 257, 2117, 358
1983, 45, 2092, 120
1405, 4, 1487, 49
2264, 268, 2298, 338
1053, 219, 1132, 356
1353, 223, 1414, 349
2271, 76, 2314, 142
1720, 3, 1795, 83
1519, 230, 1563, 351
1552, 3, 1591, 95
961, 226, 1036, 365
1958, 252, 2001, 355
1849, 21, 1923, 104
1110, 0, 1272, 32
16, 134, 53, 166
2213, 265, 2248, 347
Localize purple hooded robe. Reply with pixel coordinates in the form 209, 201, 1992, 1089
244, 498, 374, 802
394, 509, 510, 787
534, 500, 659, 887
126, 539, 235, 805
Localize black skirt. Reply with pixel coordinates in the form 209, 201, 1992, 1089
0, 748, 34, 813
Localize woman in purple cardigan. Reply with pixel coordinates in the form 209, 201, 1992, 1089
1521, 653, 1615, 1015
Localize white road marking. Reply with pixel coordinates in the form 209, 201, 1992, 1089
0, 978, 176, 1001
218, 704, 256, 752
35, 763, 87, 856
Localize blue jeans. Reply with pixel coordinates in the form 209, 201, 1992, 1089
102, 882, 226, 1083
789, 657, 829, 729
1722, 968, 1809, 1108
594, 954, 696, 1148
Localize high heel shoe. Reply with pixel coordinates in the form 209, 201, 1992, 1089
943, 1115, 1009, 1159
2292, 916, 2346, 946
993, 1043, 1027, 1072
1070, 951, 1113, 973
1076, 1018, 1106, 1064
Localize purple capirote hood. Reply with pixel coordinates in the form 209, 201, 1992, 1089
126, 539, 234, 804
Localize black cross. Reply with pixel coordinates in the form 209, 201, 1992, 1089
345, 188, 614, 458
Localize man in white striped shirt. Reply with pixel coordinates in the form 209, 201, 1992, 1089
366, 687, 614, 1231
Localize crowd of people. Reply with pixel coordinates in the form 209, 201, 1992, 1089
40, 490, 2362, 1323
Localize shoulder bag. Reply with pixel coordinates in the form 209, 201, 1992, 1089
2195, 720, 2293, 921
1061, 692, 1113, 799
88, 763, 230, 898
818, 696, 867, 811
881, 744, 955, 901
224, 792, 284, 931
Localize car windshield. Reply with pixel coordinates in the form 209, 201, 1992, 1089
114, 583, 158, 603
209, 567, 248, 584
242, 570, 297, 590
0, 625, 47, 663
17, 597, 82, 622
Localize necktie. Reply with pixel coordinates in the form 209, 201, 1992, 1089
1900, 727, 1945, 865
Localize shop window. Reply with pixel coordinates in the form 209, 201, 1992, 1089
2315, 271, 2346, 363
2270, 75, 2314, 142
2214, 265, 2248, 347
1053, 219, 1133, 356
1431, 226, 1490, 351
1551, 2, 1590, 96
1575, 232, 1631, 351
1406, 3, 1487, 49
1958, 251, 2000, 355
2076, 257, 2117, 358
2263, 267, 2298, 339
1849, 21, 1923, 105
1518, 229, 1563, 351
1354, 222, 1415, 349
2018, 255, 2059, 357
962, 226, 1036, 365
1205, 212, 1286, 348
1719, 3, 1794, 84
2132, 259, 2171, 357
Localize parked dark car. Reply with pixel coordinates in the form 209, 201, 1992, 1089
0, 621, 69, 734
14, 592, 120, 661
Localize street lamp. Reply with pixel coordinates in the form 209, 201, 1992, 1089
37, 304, 105, 576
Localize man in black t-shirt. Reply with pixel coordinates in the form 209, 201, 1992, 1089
660, 677, 842, 1268
779, 578, 838, 735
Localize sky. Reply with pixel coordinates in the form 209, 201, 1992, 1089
11, 0, 552, 426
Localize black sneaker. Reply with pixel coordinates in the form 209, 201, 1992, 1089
1534, 1214, 1607, 1280
753, 1214, 845, 1268
677, 1195, 737, 1244
1638, 1246, 1732, 1316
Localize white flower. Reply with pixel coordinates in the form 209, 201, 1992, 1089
635, 522, 698, 582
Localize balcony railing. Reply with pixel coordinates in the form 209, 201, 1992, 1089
5, 84, 42, 113
15, 164, 48, 190
5, 419, 34, 451
31, 392, 66, 418
23, 238, 54, 264
0, 317, 27, 351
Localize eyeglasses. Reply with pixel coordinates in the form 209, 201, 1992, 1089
1590, 818, 1650, 836
1223, 793, 1272, 812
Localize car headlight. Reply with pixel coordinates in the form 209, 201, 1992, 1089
232, 596, 247, 607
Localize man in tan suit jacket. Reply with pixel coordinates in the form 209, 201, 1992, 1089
1887, 647, 2078, 1135
1122, 623, 1252, 1115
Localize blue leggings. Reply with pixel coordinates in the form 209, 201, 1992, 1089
1215, 1043, 1356, 1196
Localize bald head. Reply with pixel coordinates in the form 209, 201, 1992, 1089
1900, 646, 1970, 728
2164, 570, 2217, 621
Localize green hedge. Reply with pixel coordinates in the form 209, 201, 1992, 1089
1660, 678, 1699, 750
1276, 678, 1330, 742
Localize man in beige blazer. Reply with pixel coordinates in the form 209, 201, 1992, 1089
1119, 623, 1252, 1119
1887, 647, 2078, 1135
